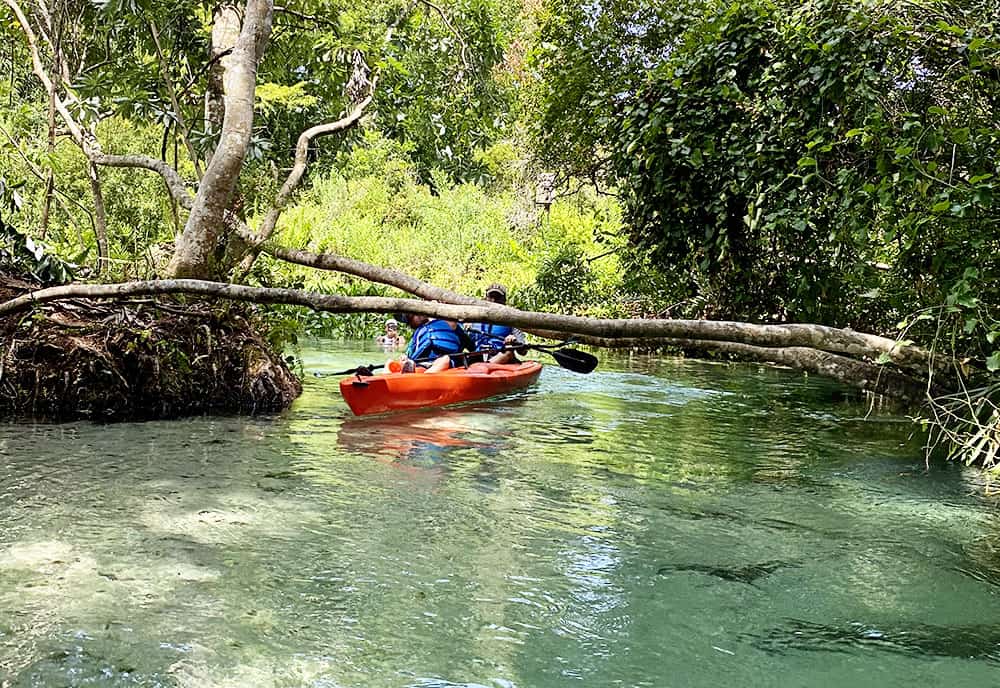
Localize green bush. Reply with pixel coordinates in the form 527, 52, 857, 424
252, 132, 670, 337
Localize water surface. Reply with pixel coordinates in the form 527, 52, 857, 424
2, 342, 999, 687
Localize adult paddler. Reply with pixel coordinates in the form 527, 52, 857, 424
465, 284, 525, 364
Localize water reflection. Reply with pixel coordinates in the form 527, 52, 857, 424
746, 618, 1000, 662
336, 402, 522, 468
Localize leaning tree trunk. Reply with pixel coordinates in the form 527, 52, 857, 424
166, 0, 273, 280
204, 3, 241, 165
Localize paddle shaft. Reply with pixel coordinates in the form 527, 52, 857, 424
318, 342, 596, 377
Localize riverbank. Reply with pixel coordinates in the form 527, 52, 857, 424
0, 274, 301, 421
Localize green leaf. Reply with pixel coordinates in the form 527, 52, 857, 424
844, 128, 864, 138
797, 156, 817, 168
987, 352, 1000, 372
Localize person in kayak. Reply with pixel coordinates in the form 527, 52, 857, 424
395, 313, 473, 373
376, 318, 406, 350
465, 284, 525, 364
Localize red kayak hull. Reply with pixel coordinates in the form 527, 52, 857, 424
339, 361, 543, 416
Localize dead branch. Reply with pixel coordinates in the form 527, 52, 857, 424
234, 77, 378, 274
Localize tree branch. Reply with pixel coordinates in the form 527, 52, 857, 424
273, 4, 338, 28
577, 336, 930, 401
262, 243, 939, 372
148, 18, 204, 179
6, 0, 197, 213
264, 242, 478, 304
416, 0, 471, 71
0, 280, 939, 400
234, 80, 377, 274
91, 154, 195, 210
4, 0, 88, 148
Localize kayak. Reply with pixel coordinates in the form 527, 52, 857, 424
339, 361, 543, 416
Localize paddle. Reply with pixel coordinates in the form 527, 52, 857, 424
317, 363, 386, 377
315, 342, 598, 377
463, 343, 598, 374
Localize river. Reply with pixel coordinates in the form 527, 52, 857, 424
2, 341, 999, 687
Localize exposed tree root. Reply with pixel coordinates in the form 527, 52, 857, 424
0, 275, 300, 421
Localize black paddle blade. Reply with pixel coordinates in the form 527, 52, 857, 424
320, 363, 384, 377
548, 347, 598, 374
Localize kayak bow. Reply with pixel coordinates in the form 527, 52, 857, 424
339, 361, 543, 416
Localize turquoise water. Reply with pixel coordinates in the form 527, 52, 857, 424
2, 341, 999, 687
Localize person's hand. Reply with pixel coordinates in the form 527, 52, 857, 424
503, 334, 518, 345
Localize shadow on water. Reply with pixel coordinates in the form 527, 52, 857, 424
656, 560, 802, 587
745, 618, 1000, 663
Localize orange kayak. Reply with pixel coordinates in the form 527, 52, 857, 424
339, 361, 543, 416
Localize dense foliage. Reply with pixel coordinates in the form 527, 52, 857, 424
533, 0, 999, 360
252, 131, 649, 339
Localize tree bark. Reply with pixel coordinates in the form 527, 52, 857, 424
204, 2, 242, 165
167, 0, 274, 279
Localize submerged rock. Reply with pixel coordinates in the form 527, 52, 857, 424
0, 274, 301, 421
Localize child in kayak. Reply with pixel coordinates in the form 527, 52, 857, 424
395, 313, 474, 373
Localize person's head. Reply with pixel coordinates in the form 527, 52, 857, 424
385, 318, 399, 333
394, 312, 428, 329
484, 283, 507, 305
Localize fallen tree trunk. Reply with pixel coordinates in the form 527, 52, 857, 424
263, 245, 938, 374
0, 279, 939, 401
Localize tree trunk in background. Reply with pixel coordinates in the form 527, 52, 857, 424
85, 160, 109, 276
204, 3, 241, 167
39, 86, 56, 238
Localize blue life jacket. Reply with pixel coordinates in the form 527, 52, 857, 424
467, 323, 513, 350
406, 319, 464, 362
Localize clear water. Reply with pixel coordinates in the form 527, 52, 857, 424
2, 341, 999, 687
